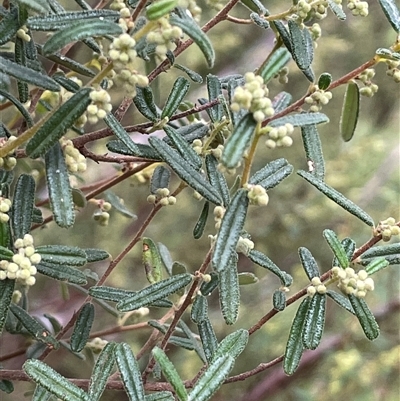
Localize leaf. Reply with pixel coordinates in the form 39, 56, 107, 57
328, 0, 346, 20
272, 91, 292, 113
27, 9, 120, 31
212, 329, 248, 362
283, 297, 310, 375
240, 0, 267, 13
188, 355, 235, 401
288, 20, 313, 71
26, 88, 92, 158
36, 245, 87, 266
0, 89, 34, 127
0, 8, 20, 46
32, 385, 52, 401
298, 247, 320, 280
206, 74, 223, 122
238, 272, 259, 285
84, 248, 110, 263
24, 359, 89, 401
0, 56, 59, 92
302, 293, 326, 350
300, 125, 325, 180
348, 295, 380, 340
152, 347, 188, 401
104, 191, 137, 219
151, 166, 171, 194
115, 343, 145, 401
248, 250, 292, 286
323, 229, 350, 268
326, 290, 355, 315
161, 77, 190, 119
70, 303, 95, 353
15, 37, 29, 104
364, 257, 389, 275
143, 237, 163, 284
170, 15, 215, 68
378, 0, 400, 33
107, 140, 161, 160
269, 112, 329, 128
45, 143, 75, 228
272, 21, 292, 53
0, 379, 13, 394
248, 157, 293, 190
198, 318, 218, 363
149, 137, 222, 205
221, 113, 257, 169
318, 72, 332, 90
36, 261, 87, 285
191, 294, 208, 324
212, 189, 249, 272
333, 237, 355, 267
146, 0, 178, 20
272, 289, 286, 311
205, 155, 230, 207
164, 125, 202, 170
117, 273, 193, 312
0, 279, 14, 334
193, 201, 209, 239
340, 81, 360, 142
361, 243, 400, 259
250, 12, 270, 29
13, 0, 51, 13
297, 170, 374, 226
12, 174, 35, 239
43, 20, 123, 55
9, 304, 59, 349
174, 64, 203, 83
145, 392, 174, 401
133, 86, 160, 122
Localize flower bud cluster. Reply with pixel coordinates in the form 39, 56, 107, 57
86, 337, 108, 353
213, 206, 225, 230
0, 197, 12, 223
60, 138, 86, 173
0, 234, 41, 286
0, 136, 17, 171
92, 200, 112, 226
374, 217, 400, 242
246, 184, 269, 206
192, 139, 225, 160
230, 72, 274, 123
309, 23, 322, 41
236, 236, 254, 255
264, 123, 295, 149
275, 67, 289, 84
385, 59, 400, 83
356, 69, 378, 97
17, 26, 31, 42
332, 266, 374, 297
147, 17, 183, 61
178, 0, 202, 22
147, 188, 176, 206
347, 0, 368, 17
87, 88, 113, 124
307, 276, 327, 297
305, 85, 333, 112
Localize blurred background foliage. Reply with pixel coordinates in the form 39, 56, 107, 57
0, 0, 399, 400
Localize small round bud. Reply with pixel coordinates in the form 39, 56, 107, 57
317, 284, 327, 294
311, 277, 322, 286
307, 286, 316, 297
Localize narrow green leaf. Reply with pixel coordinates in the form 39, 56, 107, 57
238, 272, 259, 285
36, 245, 87, 266
143, 237, 163, 284
193, 201, 209, 239
12, 174, 35, 239
206, 74, 223, 122
0, 89, 33, 127
84, 248, 110, 263
170, 15, 215, 68
174, 64, 203, 83
0, 379, 13, 394
164, 125, 202, 170
249, 158, 293, 190
88, 342, 116, 401
9, 304, 59, 349
288, 20, 313, 71
348, 294, 380, 340
340, 81, 359, 142
197, 318, 218, 363
70, 303, 94, 353
27, 10, 120, 31
104, 113, 141, 155
117, 273, 192, 312
43, 20, 123, 55
258, 48, 291, 83
14, 0, 50, 13
0, 56, 59, 92
191, 294, 208, 324
146, 0, 178, 20
248, 250, 293, 287
300, 125, 325, 180
361, 243, 400, 259
212, 329, 248, 362
104, 191, 137, 219
318, 72, 332, 90
188, 355, 235, 401
250, 12, 270, 29
152, 347, 188, 401
326, 290, 355, 315
32, 385, 52, 401
107, 139, 161, 160
26, 88, 92, 158
328, 0, 346, 20
133, 86, 160, 122
378, 0, 400, 33
297, 170, 374, 226
205, 155, 230, 207
212, 189, 249, 272
0, 279, 14, 334
333, 237, 356, 267
150, 166, 171, 194
272, 289, 286, 311
115, 343, 145, 401
240, 0, 267, 13
45, 143, 75, 228
271, 91, 292, 113
323, 229, 349, 268
364, 257, 389, 275
36, 261, 87, 285
0, 8, 20, 46
269, 112, 329, 128
283, 297, 310, 375
24, 359, 89, 401
272, 21, 292, 52
0, 246, 13, 260
298, 247, 320, 280
221, 113, 257, 169
302, 293, 326, 350
145, 392, 174, 401
161, 77, 190, 119
149, 137, 222, 205
15, 37, 29, 104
